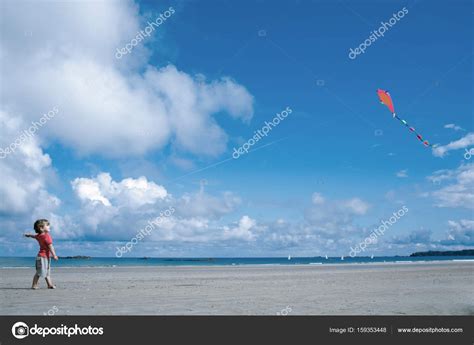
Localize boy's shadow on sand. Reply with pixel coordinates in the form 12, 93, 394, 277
0, 287, 35, 290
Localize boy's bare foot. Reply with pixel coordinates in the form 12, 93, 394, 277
31, 286, 39, 290
47, 285, 56, 289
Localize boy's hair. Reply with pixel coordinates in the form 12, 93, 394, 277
33, 219, 49, 234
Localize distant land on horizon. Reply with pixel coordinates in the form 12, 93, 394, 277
58, 256, 91, 259
410, 249, 474, 257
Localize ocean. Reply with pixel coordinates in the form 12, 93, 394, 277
1, 256, 473, 268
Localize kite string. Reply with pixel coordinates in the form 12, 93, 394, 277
393, 114, 432, 147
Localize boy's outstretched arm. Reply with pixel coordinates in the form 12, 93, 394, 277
48, 244, 59, 260
24, 233, 36, 238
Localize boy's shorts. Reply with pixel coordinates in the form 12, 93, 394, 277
35, 256, 51, 278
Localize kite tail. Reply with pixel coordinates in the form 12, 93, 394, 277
393, 114, 432, 147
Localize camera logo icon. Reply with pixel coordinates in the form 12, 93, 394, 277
12, 322, 29, 339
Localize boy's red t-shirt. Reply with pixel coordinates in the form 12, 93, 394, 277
34, 233, 53, 258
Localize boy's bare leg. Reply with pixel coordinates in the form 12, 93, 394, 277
31, 274, 40, 289
45, 277, 56, 289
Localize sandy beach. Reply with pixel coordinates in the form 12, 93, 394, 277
1, 261, 473, 315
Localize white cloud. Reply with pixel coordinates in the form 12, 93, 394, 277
432, 133, 474, 157
0, 110, 77, 240
222, 216, 257, 241
444, 219, 474, 245
70, 172, 169, 233
428, 163, 474, 209
143, 66, 254, 156
65, 172, 244, 241
0, 1, 254, 158
427, 169, 455, 185
71, 173, 168, 209
344, 198, 370, 215
139, 214, 260, 244
72, 176, 112, 207
396, 169, 408, 178
177, 188, 241, 219
305, 193, 370, 237
392, 229, 432, 244
311, 192, 325, 204
0, 111, 58, 215
444, 123, 464, 131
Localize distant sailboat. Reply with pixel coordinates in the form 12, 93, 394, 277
340, 255, 344, 261
325, 255, 328, 260
371, 254, 374, 259
288, 255, 291, 260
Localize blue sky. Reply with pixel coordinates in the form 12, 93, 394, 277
0, 0, 472, 257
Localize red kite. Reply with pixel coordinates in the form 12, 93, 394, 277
376, 89, 432, 147
377, 89, 395, 115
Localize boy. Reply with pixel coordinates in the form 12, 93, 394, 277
24, 219, 58, 289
